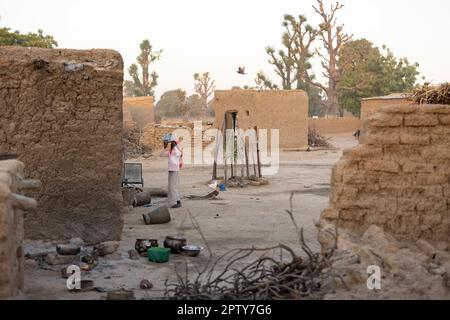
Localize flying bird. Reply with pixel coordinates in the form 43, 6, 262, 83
237, 66, 247, 75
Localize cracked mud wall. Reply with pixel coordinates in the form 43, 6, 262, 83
213, 90, 309, 150
0, 47, 124, 244
321, 104, 450, 242
0, 160, 25, 298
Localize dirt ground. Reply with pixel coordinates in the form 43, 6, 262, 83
22, 134, 358, 300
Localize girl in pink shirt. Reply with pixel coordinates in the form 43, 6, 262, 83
160, 135, 183, 208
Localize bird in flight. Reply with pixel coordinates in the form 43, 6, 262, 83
237, 66, 247, 75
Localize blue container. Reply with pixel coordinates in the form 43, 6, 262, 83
219, 183, 226, 191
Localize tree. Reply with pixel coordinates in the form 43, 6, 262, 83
257, 14, 325, 115
193, 72, 215, 117
310, 0, 352, 116
124, 40, 162, 97
154, 89, 189, 121
257, 14, 319, 90
186, 94, 204, 119
337, 39, 420, 115
0, 25, 57, 48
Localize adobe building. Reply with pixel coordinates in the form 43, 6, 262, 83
0, 46, 124, 244
123, 96, 154, 130
361, 93, 410, 122
213, 90, 309, 149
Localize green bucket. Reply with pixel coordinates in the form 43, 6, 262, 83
148, 247, 170, 263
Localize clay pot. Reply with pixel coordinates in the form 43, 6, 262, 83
142, 205, 171, 225
135, 239, 158, 256
56, 244, 81, 256
164, 236, 187, 254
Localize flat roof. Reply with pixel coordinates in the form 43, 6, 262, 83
362, 93, 408, 101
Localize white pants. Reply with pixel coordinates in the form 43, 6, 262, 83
168, 171, 181, 206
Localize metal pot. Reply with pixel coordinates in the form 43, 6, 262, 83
163, 236, 187, 254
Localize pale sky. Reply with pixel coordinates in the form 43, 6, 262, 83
1, 0, 449, 100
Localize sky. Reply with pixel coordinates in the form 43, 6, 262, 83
1, 0, 449, 100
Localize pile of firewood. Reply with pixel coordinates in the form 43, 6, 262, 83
408, 83, 450, 105
164, 194, 339, 300
308, 127, 333, 148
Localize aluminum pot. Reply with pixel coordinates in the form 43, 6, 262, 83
163, 236, 187, 254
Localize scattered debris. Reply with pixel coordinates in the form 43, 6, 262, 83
94, 241, 120, 257
128, 249, 140, 260
71, 280, 95, 292
46, 253, 77, 266
106, 289, 136, 300
140, 279, 153, 290
185, 190, 219, 200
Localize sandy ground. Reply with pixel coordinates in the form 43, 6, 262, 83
22, 134, 358, 300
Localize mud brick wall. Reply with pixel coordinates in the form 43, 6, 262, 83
0, 160, 25, 298
0, 47, 124, 243
123, 96, 154, 130
308, 117, 361, 135
213, 90, 309, 150
321, 104, 450, 242
140, 122, 213, 155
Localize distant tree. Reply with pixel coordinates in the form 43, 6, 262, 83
0, 22, 57, 48
154, 89, 189, 120
124, 40, 162, 97
193, 72, 216, 117
257, 14, 325, 115
337, 39, 420, 116
309, 0, 352, 116
186, 94, 204, 118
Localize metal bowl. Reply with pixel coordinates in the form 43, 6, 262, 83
181, 245, 203, 257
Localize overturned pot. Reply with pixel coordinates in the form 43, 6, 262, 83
143, 205, 171, 225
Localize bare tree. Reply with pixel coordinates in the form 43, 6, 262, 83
309, 0, 352, 116
193, 72, 216, 118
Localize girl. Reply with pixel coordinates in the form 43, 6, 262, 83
160, 134, 183, 208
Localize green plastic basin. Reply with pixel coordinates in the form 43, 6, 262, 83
148, 247, 170, 263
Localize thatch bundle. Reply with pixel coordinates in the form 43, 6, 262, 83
408, 83, 450, 105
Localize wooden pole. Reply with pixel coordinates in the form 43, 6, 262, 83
223, 113, 228, 184
244, 139, 250, 178
254, 126, 262, 178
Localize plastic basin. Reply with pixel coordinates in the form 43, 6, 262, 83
148, 247, 170, 263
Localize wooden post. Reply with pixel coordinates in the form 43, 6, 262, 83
254, 126, 262, 178
223, 113, 228, 184
244, 137, 250, 178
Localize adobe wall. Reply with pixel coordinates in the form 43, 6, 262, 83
140, 122, 213, 154
213, 90, 309, 149
308, 117, 361, 135
123, 96, 154, 130
321, 104, 450, 242
0, 160, 25, 298
0, 47, 124, 244
361, 97, 410, 122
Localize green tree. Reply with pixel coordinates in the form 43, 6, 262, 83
154, 89, 189, 121
0, 26, 57, 48
337, 39, 420, 116
124, 40, 162, 97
